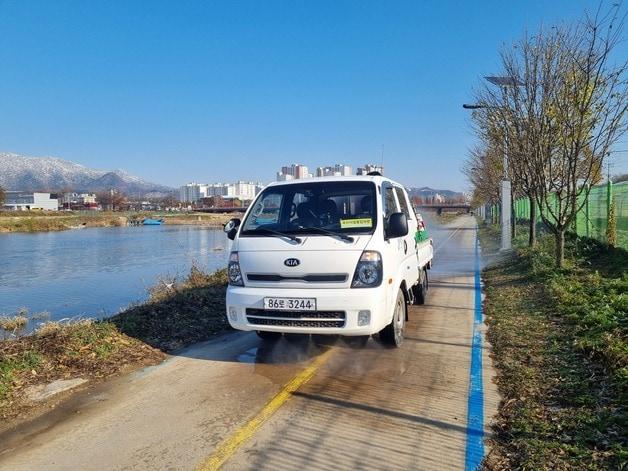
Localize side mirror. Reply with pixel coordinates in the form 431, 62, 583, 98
386, 212, 408, 239
223, 218, 241, 240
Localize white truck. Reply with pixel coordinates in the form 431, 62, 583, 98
223, 174, 433, 347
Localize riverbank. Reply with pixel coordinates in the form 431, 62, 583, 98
0, 267, 229, 426
0, 211, 240, 233
479, 225, 627, 469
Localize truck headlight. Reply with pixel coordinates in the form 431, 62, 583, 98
228, 252, 244, 286
351, 251, 382, 288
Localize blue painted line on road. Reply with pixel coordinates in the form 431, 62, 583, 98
465, 227, 485, 471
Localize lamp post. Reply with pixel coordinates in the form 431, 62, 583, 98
463, 76, 521, 251
463, 102, 511, 250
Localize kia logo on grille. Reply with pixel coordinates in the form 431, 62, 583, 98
284, 258, 300, 267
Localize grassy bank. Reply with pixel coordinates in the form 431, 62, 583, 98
480, 225, 627, 469
0, 266, 229, 423
0, 211, 239, 233
110, 266, 229, 352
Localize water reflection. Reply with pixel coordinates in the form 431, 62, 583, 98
0, 226, 229, 321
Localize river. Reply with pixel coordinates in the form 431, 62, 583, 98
0, 225, 229, 323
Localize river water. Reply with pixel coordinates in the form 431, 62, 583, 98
0, 225, 230, 323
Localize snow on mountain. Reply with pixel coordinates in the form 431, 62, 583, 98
0, 152, 173, 195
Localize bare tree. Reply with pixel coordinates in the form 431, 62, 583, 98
463, 144, 503, 217
535, 6, 628, 266
468, 4, 628, 264
0, 186, 5, 206
487, 27, 570, 247
96, 189, 126, 211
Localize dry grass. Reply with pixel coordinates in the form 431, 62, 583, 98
0, 211, 237, 233
0, 320, 164, 421
480, 224, 627, 470
0, 265, 229, 423
0, 316, 28, 334
112, 266, 229, 351
160, 212, 240, 227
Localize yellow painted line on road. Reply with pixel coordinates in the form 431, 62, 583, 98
197, 348, 333, 471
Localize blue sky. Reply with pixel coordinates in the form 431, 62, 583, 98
0, 0, 625, 191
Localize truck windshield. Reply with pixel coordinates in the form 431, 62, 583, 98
241, 181, 377, 236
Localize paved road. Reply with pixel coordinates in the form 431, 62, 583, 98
0, 214, 498, 471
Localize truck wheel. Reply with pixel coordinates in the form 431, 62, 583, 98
379, 290, 406, 347
413, 268, 428, 305
256, 331, 281, 341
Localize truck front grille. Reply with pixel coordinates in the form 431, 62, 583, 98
246, 274, 348, 283
246, 309, 346, 328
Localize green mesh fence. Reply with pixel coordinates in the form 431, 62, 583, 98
502, 181, 628, 250
614, 182, 628, 249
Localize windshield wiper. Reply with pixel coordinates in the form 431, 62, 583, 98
296, 226, 355, 243
249, 227, 302, 243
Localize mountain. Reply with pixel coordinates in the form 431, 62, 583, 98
406, 186, 465, 200
0, 152, 174, 195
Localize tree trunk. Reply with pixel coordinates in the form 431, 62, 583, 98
555, 230, 565, 268
529, 199, 536, 247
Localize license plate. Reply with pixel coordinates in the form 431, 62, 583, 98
263, 297, 316, 311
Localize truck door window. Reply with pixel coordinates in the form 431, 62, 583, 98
242, 192, 283, 230
383, 186, 398, 219
394, 187, 412, 220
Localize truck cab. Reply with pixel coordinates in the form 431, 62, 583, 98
224, 175, 433, 347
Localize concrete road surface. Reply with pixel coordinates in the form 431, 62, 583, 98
0, 213, 499, 471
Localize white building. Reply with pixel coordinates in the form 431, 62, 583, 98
357, 164, 384, 175
179, 183, 209, 203
3, 192, 59, 211
62, 193, 97, 205
232, 181, 263, 200
316, 164, 352, 177
277, 164, 312, 181
276, 173, 295, 181
179, 181, 263, 203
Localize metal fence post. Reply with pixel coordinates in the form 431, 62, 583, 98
607, 180, 613, 243
585, 185, 591, 238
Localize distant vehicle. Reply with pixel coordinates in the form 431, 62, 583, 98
223, 175, 434, 347
142, 218, 163, 225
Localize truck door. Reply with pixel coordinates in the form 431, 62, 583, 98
382, 183, 404, 304
393, 186, 420, 286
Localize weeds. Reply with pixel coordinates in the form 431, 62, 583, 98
481, 225, 627, 470
0, 211, 236, 233
0, 309, 50, 339
112, 266, 229, 351
0, 320, 163, 420
0, 265, 228, 422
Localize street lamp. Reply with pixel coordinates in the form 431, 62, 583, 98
463, 76, 521, 251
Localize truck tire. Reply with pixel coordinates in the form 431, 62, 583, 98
413, 268, 428, 305
379, 290, 406, 347
256, 331, 281, 341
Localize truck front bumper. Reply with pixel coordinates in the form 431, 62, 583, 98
226, 285, 390, 336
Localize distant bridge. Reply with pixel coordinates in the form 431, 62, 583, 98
193, 207, 245, 214
415, 203, 471, 215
